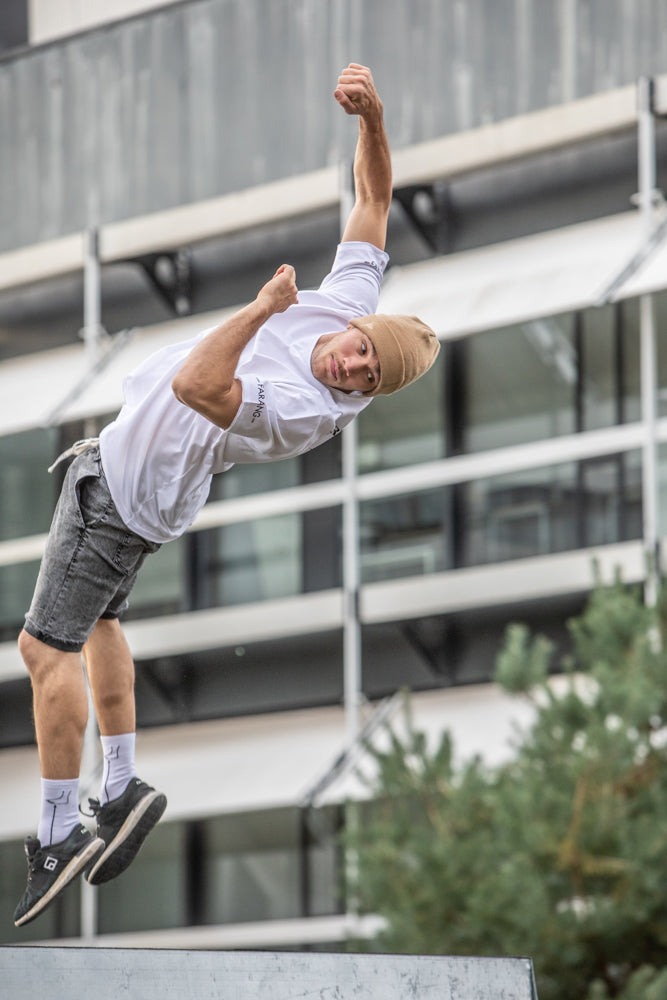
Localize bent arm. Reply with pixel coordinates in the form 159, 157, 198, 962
336, 64, 392, 251
172, 264, 298, 429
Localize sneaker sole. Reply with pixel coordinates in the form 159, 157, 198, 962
14, 836, 105, 927
86, 790, 167, 885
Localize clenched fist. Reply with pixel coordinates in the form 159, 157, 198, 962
257, 264, 299, 315
334, 63, 383, 119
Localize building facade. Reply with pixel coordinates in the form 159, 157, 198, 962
1, 0, 667, 947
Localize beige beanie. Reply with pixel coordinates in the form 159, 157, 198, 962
349, 314, 440, 396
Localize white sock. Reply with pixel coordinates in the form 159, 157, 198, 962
99, 732, 136, 804
38, 778, 80, 847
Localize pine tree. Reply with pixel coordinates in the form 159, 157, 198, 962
346, 580, 667, 1000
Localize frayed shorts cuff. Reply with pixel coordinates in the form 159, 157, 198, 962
23, 617, 87, 654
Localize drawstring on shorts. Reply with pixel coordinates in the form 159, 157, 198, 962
48, 437, 100, 474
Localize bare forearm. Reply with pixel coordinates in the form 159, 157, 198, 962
172, 263, 298, 428
173, 300, 270, 404
336, 64, 392, 248
354, 107, 392, 211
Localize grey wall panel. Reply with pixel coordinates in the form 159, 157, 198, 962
0, 0, 666, 253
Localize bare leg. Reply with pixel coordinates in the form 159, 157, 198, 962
82, 618, 136, 736
18, 629, 88, 779
78, 619, 166, 888
14, 630, 108, 927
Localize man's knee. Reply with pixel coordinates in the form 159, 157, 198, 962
18, 628, 41, 673
90, 616, 120, 637
18, 628, 74, 682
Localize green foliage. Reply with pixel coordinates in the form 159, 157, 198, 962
494, 622, 553, 694
345, 581, 667, 1000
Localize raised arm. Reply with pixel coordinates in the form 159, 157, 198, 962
171, 264, 298, 428
336, 63, 392, 251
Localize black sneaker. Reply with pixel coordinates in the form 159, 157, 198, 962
85, 777, 167, 886
14, 824, 104, 927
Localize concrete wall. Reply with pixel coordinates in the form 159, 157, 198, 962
2, 0, 667, 253
0, 949, 539, 1000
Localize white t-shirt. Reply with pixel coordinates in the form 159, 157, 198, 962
99, 241, 389, 543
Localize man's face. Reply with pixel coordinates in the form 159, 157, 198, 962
310, 324, 380, 394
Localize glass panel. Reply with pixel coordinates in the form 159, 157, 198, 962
303, 506, 342, 593
360, 488, 447, 584
0, 677, 32, 748
96, 822, 187, 934
0, 560, 40, 638
620, 449, 643, 542
655, 292, 667, 419
212, 456, 300, 500
461, 463, 579, 566
621, 298, 641, 423
301, 806, 343, 917
460, 454, 642, 567
659, 444, 667, 538
126, 539, 184, 618
581, 458, 621, 546
212, 514, 301, 606
0, 428, 58, 541
357, 355, 444, 474
580, 304, 617, 430
464, 315, 576, 451
202, 809, 301, 924
307, 838, 341, 917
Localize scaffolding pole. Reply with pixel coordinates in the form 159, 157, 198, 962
338, 158, 362, 748
637, 77, 660, 605
80, 227, 102, 939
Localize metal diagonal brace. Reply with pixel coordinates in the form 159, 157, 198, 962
43, 327, 135, 427
300, 689, 406, 810
596, 75, 667, 307
594, 198, 667, 306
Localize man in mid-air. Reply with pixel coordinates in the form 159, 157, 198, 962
14, 63, 439, 927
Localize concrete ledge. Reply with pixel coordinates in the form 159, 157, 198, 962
0, 947, 539, 999
28, 914, 386, 952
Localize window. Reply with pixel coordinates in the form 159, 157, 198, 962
0, 428, 58, 542
360, 489, 448, 583
125, 539, 185, 619
580, 302, 640, 431
0, 428, 59, 639
200, 807, 341, 926
357, 355, 444, 473
204, 514, 302, 606
460, 453, 642, 568
0, 560, 41, 640
97, 822, 187, 934
464, 315, 577, 452
655, 292, 667, 419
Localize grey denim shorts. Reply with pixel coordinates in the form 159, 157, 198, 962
24, 444, 160, 653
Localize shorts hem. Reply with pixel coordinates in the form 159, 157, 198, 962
23, 619, 85, 654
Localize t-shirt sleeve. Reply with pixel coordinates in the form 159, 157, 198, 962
318, 241, 390, 316
224, 373, 336, 461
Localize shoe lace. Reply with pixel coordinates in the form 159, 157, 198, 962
80, 797, 102, 819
